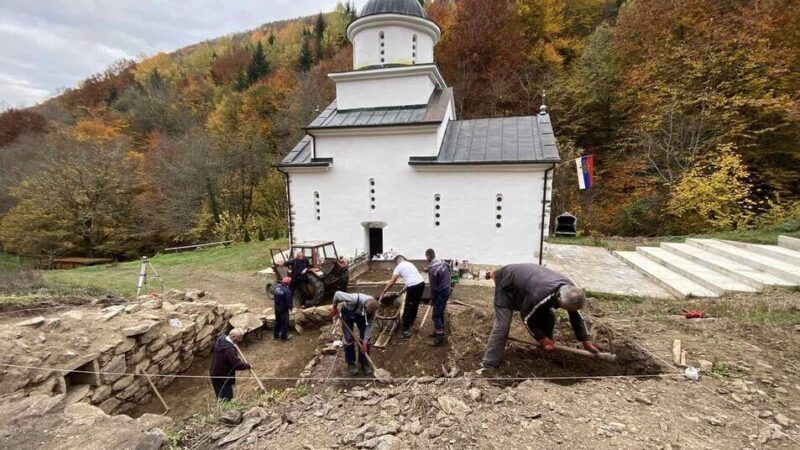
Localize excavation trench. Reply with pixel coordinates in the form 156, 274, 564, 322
305, 297, 666, 388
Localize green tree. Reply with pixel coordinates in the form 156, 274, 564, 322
314, 13, 327, 62
257, 225, 266, 241
298, 36, 313, 71
247, 42, 270, 84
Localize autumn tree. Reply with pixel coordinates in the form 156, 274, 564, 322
0, 109, 47, 147
0, 131, 137, 257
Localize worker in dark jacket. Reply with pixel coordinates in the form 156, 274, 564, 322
481, 264, 600, 368
284, 251, 311, 306
209, 329, 251, 401
331, 291, 379, 376
425, 249, 451, 347
273, 276, 293, 341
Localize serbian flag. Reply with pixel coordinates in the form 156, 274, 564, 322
576, 155, 594, 190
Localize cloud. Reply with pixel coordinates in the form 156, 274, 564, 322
0, 0, 365, 108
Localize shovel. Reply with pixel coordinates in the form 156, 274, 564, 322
340, 320, 393, 383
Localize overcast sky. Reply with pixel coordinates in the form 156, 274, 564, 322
0, 0, 366, 109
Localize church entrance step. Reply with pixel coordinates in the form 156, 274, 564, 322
614, 251, 718, 298
636, 247, 757, 295
686, 239, 800, 284
778, 235, 800, 252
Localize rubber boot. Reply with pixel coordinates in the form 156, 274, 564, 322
362, 364, 374, 376
347, 365, 359, 376
429, 334, 446, 347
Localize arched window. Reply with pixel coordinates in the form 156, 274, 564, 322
495, 194, 503, 229
369, 178, 376, 210
434, 194, 441, 228
314, 191, 321, 221
379, 31, 386, 64
412, 34, 417, 64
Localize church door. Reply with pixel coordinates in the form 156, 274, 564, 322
369, 228, 384, 256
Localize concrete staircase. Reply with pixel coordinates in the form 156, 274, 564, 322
614, 236, 800, 298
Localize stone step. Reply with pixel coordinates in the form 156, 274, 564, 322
778, 235, 800, 252
614, 251, 717, 298
686, 239, 800, 284
661, 243, 794, 288
724, 242, 800, 266
637, 247, 757, 295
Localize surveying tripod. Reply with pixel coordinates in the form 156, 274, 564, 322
136, 256, 165, 296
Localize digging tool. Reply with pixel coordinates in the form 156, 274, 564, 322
232, 342, 268, 393
138, 369, 170, 415
340, 320, 392, 383
507, 336, 617, 362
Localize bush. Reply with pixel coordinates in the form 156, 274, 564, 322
243, 229, 252, 243
257, 226, 265, 241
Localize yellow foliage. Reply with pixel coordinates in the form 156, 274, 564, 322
74, 116, 126, 143
667, 144, 756, 232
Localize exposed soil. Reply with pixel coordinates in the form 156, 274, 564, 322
353, 267, 395, 283
130, 330, 321, 420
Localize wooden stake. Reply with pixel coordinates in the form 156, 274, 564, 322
672, 339, 682, 366
233, 342, 267, 393
138, 369, 169, 415
507, 335, 617, 362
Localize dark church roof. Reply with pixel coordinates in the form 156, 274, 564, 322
360, 0, 427, 19
409, 113, 560, 166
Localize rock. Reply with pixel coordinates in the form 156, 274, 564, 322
217, 416, 262, 446
774, 413, 790, 427
731, 394, 744, 403
64, 385, 91, 404
101, 355, 127, 383
437, 395, 472, 417
92, 386, 113, 404
403, 419, 422, 435
112, 375, 135, 392
98, 397, 121, 414
16, 316, 45, 327
185, 289, 206, 301
603, 422, 626, 433
774, 387, 788, 394
230, 313, 263, 332
124, 303, 142, 314
42, 318, 61, 330
122, 322, 158, 337
467, 388, 482, 402
220, 410, 243, 425
704, 416, 724, 427
99, 305, 125, 321
758, 410, 773, 419
357, 435, 409, 450
634, 395, 652, 406
697, 360, 714, 372
115, 338, 137, 355
244, 407, 268, 420
62, 310, 84, 321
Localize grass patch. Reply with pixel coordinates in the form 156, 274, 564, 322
585, 290, 648, 307
710, 363, 745, 379
43, 240, 286, 298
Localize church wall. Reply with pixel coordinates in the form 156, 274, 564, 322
288, 132, 549, 265
334, 74, 436, 110
352, 25, 435, 69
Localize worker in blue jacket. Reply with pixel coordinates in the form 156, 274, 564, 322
273, 276, 293, 341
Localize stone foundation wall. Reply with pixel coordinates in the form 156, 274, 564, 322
0, 290, 241, 415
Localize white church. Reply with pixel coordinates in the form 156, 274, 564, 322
278, 0, 560, 265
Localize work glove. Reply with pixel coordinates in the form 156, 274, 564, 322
583, 341, 600, 354
330, 305, 339, 316
538, 337, 556, 351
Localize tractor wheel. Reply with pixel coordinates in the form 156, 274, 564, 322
293, 274, 325, 308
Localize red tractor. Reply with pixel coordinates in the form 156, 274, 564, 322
267, 241, 349, 307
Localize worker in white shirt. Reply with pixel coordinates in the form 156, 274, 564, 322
380, 255, 425, 338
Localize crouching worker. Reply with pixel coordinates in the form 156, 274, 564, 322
273, 277, 293, 341
482, 264, 601, 369
330, 291, 379, 376
210, 328, 251, 401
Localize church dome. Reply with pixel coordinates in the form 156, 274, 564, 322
360, 0, 427, 19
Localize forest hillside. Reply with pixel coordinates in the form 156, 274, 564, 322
0, 0, 798, 261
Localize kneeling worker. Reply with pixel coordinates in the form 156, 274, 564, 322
210, 328, 251, 401
330, 291, 379, 376
482, 264, 601, 369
